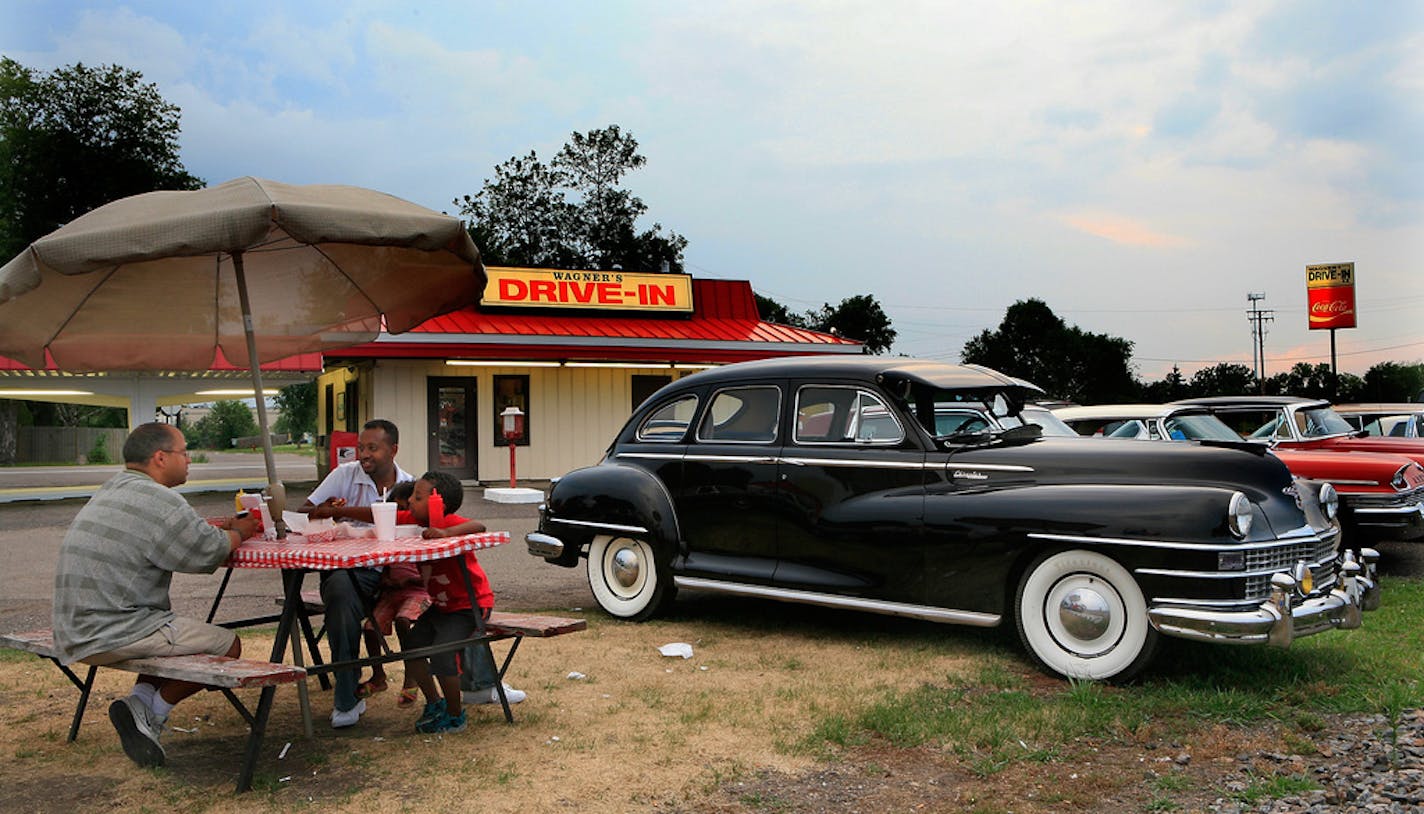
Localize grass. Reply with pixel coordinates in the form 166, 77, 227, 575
804, 576, 1424, 776
219, 443, 319, 457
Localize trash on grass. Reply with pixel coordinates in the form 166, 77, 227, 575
658, 642, 694, 659
279, 742, 291, 760
567, 671, 587, 680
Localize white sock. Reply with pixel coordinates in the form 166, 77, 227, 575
151, 693, 174, 722
131, 682, 158, 708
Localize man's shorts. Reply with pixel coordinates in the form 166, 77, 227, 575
83, 618, 236, 666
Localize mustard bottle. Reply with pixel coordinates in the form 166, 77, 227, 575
234, 489, 247, 512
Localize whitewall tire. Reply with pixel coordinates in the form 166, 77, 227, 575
587, 535, 674, 621
1014, 549, 1158, 682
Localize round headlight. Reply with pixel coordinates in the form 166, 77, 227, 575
1228, 491, 1254, 539
1318, 482, 1339, 522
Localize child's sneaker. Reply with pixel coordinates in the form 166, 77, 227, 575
417, 709, 467, 734
414, 698, 446, 729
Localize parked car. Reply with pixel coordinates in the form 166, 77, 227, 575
527, 357, 1379, 681
1334, 403, 1424, 439
1055, 403, 1424, 542
1175, 396, 1424, 469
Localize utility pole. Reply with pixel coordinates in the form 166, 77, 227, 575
1246, 293, 1273, 393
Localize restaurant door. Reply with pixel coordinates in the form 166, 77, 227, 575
427, 377, 477, 480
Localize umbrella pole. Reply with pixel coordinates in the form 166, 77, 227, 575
232, 251, 287, 536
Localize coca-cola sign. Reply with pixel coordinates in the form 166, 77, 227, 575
1305, 262, 1356, 330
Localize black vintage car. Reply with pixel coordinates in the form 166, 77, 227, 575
527, 357, 1380, 681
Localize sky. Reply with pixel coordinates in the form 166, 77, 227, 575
3, 1, 1421, 381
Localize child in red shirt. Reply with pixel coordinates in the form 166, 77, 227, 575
396, 471, 492, 734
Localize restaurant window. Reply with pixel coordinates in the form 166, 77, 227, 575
493, 374, 530, 446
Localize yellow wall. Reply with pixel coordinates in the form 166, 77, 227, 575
354, 360, 683, 482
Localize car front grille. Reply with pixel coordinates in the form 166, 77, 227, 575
1346, 485, 1424, 510
1242, 535, 1340, 601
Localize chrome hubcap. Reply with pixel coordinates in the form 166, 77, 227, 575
611, 546, 641, 589
1057, 585, 1112, 642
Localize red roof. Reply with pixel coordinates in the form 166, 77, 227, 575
331, 278, 862, 364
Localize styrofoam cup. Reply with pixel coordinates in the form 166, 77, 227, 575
372, 501, 396, 542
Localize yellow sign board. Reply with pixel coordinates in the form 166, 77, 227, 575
481, 267, 694, 312
1306, 262, 1354, 289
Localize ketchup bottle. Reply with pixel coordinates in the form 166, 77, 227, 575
428, 488, 445, 529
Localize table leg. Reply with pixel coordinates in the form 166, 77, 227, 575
275, 570, 314, 736
206, 567, 234, 624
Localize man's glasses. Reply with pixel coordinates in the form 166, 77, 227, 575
161, 448, 191, 459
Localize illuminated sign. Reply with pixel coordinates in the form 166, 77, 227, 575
481, 267, 694, 312
1305, 262, 1356, 330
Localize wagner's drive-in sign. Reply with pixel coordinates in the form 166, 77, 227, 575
481, 266, 695, 312
1306, 262, 1356, 330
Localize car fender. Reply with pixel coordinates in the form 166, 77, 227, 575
543, 462, 681, 558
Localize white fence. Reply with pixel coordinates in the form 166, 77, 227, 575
17, 427, 129, 464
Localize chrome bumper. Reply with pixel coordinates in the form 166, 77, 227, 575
526, 531, 565, 559
1148, 548, 1381, 647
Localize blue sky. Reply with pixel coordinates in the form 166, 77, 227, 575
4, 1, 1421, 379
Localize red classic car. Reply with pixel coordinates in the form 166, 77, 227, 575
1056, 403, 1424, 542
1176, 396, 1424, 469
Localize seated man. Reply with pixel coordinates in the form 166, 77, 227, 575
52, 423, 258, 768
299, 418, 414, 728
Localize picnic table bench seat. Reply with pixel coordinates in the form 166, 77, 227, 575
0, 628, 304, 793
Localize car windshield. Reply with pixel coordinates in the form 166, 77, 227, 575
1020, 406, 1077, 437
1165, 413, 1242, 441
1296, 406, 1356, 438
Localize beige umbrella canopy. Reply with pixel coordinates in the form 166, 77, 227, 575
0, 176, 484, 523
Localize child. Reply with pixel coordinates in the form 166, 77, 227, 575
354, 481, 428, 707
397, 471, 492, 734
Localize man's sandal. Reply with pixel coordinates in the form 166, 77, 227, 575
356, 679, 388, 699
396, 687, 419, 708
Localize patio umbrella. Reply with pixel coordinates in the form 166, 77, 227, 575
0, 176, 484, 528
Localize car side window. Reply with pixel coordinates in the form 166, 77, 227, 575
636, 395, 699, 442
699, 386, 781, 443
796, 386, 902, 445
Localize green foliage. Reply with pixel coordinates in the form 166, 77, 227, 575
0, 57, 201, 260
457, 125, 686, 273
1360, 361, 1424, 402
808, 576, 1424, 776
1188, 362, 1257, 396
23, 402, 126, 428
1263, 362, 1365, 401
273, 382, 317, 442
187, 400, 259, 449
755, 293, 898, 354
961, 299, 1137, 403
86, 433, 110, 464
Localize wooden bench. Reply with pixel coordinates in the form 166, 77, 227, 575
0, 629, 305, 793
279, 596, 588, 722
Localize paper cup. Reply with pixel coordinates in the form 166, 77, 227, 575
259, 499, 278, 540
372, 501, 397, 542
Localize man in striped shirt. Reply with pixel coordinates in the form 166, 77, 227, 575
52, 422, 258, 768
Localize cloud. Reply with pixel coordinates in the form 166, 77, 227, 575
1057, 212, 1191, 248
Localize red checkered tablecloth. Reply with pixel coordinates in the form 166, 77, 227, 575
225, 531, 509, 570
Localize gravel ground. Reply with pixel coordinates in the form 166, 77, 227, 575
1209, 709, 1424, 813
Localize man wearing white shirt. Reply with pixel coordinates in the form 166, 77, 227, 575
299, 419, 413, 728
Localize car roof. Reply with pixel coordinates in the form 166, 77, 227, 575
1334, 403, 1424, 414
1054, 404, 1196, 420
1172, 396, 1326, 407
676, 356, 1041, 392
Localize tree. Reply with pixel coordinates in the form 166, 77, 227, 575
961, 299, 1136, 404
457, 125, 687, 273
804, 295, 897, 355
1189, 362, 1257, 396
1141, 364, 1191, 402
1360, 362, 1424, 402
187, 401, 258, 450
273, 382, 317, 444
754, 293, 804, 327
0, 58, 202, 260
754, 293, 896, 354
0, 58, 200, 461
